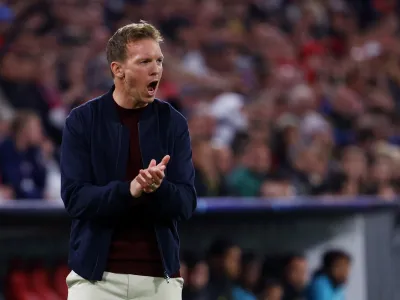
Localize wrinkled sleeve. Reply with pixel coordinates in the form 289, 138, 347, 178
151, 115, 197, 221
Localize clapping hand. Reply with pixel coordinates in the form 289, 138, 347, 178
130, 155, 170, 197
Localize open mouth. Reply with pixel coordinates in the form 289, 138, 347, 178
147, 80, 159, 95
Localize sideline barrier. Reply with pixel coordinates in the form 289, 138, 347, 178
0, 196, 399, 300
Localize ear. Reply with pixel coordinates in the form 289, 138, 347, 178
110, 61, 124, 79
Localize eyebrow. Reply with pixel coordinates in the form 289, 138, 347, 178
138, 56, 164, 61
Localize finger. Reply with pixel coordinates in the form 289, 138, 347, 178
141, 169, 153, 180
139, 169, 153, 185
154, 167, 165, 178
148, 159, 156, 168
157, 155, 170, 167
136, 176, 148, 189
148, 168, 164, 184
148, 168, 162, 180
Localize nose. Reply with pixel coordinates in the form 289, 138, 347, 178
149, 61, 162, 76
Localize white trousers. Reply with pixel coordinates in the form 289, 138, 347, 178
66, 270, 183, 300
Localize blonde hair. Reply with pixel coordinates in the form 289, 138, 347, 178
106, 20, 163, 67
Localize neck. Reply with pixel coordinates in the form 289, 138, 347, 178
113, 82, 148, 109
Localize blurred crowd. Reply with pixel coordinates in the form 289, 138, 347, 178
180, 240, 351, 300
0, 240, 351, 300
0, 0, 400, 201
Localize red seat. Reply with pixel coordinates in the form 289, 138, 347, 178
7, 269, 40, 300
53, 264, 70, 299
30, 267, 62, 300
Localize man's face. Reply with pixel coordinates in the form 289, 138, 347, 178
243, 260, 261, 288
332, 257, 350, 284
118, 39, 163, 104
23, 116, 44, 146
286, 258, 308, 290
371, 157, 392, 183
190, 261, 209, 290
223, 246, 241, 280
342, 148, 367, 180
243, 143, 271, 174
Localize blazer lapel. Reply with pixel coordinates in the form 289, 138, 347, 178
102, 86, 130, 180
138, 102, 164, 168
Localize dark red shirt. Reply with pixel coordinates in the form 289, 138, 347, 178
106, 103, 164, 276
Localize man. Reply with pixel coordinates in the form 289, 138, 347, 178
281, 254, 308, 300
206, 239, 242, 300
182, 252, 211, 300
60, 21, 197, 300
307, 250, 351, 300
0, 110, 47, 200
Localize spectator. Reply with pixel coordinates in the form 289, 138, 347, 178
258, 279, 284, 300
232, 252, 261, 300
213, 146, 234, 178
192, 139, 227, 197
338, 146, 368, 194
281, 254, 308, 300
0, 0, 398, 202
274, 113, 301, 171
307, 250, 351, 300
0, 183, 14, 201
227, 141, 272, 197
285, 144, 332, 195
207, 239, 241, 300
260, 173, 295, 198
183, 253, 211, 300
0, 110, 48, 200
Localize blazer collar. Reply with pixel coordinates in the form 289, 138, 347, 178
103, 85, 156, 122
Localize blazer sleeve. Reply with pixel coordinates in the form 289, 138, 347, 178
60, 109, 132, 220
152, 114, 197, 221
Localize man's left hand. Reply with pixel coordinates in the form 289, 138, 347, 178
140, 155, 170, 193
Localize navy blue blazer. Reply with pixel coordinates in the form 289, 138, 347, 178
60, 86, 197, 281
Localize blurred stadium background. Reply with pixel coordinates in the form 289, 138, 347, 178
0, 0, 400, 299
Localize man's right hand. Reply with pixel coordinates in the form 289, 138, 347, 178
130, 156, 169, 198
